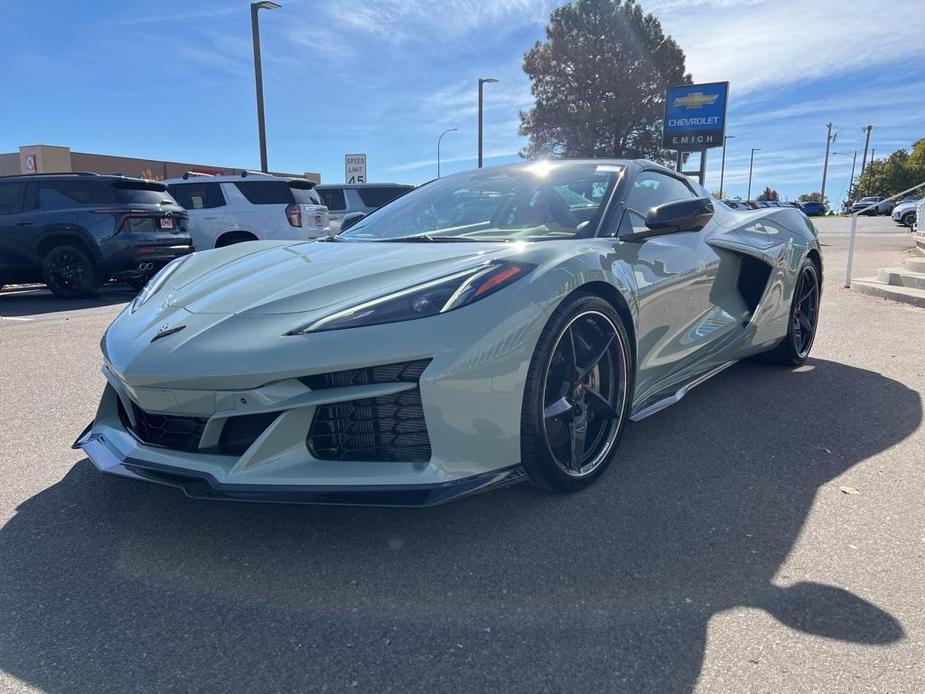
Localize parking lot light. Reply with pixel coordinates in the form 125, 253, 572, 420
747, 148, 760, 201
251, 1, 281, 173
437, 128, 459, 178
478, 78, 498, 168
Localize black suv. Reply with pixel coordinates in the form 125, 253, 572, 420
0, 173, 193, 298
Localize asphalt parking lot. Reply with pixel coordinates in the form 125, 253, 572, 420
1, 216, 923, 693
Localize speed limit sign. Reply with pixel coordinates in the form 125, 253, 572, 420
345, 154, 367, 184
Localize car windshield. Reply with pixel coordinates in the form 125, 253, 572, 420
339, 162, 622, 242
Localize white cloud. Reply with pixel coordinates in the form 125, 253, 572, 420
647, 0, 925, 93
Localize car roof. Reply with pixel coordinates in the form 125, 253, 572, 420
0, 172, 152, 184
316, 182, 414, 189
163, 172, 314, 185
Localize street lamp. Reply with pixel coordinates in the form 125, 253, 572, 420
437, 128, 459, 178
251, 1, 281, 173
719, 135, 735, 199
477, 78, 498, 168
833, 150, 858, 205
747, 147, 760, 201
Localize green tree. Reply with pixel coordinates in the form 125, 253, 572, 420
855, 139, 925, 198
757, 186, 779, 201
519, 0, 691, 161
798, 192, 825, 204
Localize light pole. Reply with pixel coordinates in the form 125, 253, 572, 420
833, 150, 857, 206
437, 128, 458, 178
477, 78, 498, 168
719, 135, 735, 199
251, 1, 280, 173
747, 148, 760, 201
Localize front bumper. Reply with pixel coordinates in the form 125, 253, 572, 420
73, 425, 525, 506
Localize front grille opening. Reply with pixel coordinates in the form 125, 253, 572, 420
121, 400, 207, 452
218, 411, 283, 456
304, 360, 432, 463
300, 359, 430, 390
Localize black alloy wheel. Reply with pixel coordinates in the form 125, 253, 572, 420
522, 295, 633, 491
42, 245, 100, 299
763, 257, 820, 366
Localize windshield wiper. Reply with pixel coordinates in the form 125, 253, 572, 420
378, 234, 481, 242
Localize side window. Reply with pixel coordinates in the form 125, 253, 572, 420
356, 186, 411, 208
624, 171, 695, 232
234, 181, 292, 205
38, 180, 117, 209
168, 182, 225, 210
317, 188, 346, 211
0, 182, 25, 215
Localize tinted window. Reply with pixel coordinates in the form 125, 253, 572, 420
624, 171, 695, 233
287, 182, 322, 205
356, 186, 413, 208
168, 182, 225, 209
234, 181, 292, 205
317, 188, 346, 211
0, 182, 24, 214
38, 179, 117, 208
112, 180, 174, 205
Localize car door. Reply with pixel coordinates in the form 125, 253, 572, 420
617, 170, 738, 405
167, 182, 225, 249
0, 181, 39, 282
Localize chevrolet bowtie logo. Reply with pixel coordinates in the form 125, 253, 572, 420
673, 92, 719, 109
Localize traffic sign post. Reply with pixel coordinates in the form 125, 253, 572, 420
345, 154, 367, 184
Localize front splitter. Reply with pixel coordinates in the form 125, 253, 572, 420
73, 426, 527, 507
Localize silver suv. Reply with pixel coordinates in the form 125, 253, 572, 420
315, 183, 414, 232
165, 172, 330, 249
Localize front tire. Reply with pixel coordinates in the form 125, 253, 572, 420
764, 257, 820, 366
42, 245, 101, 299
901, 212, 915, 227
521, 294, 634, 492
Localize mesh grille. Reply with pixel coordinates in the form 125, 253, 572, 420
306, 360, 432, 462
119, 399, 207, 452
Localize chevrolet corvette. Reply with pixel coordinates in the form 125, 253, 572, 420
74, 160, 822, 505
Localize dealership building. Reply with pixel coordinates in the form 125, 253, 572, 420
0, 144, 321, 183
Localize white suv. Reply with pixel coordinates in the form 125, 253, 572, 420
165, 172, 330, 249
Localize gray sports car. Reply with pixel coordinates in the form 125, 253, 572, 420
74, 160, 822, 505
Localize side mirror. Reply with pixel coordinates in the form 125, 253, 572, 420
644, 196, 714, 234
339, 211, 367, 232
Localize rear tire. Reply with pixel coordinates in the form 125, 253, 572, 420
763, 257, 820, 366
521, 294, 634, 492
215, 231, 258, 248
42, 245, 100, 299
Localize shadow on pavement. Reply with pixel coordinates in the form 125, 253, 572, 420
0, 359, 917, 692
0, 284, 133, 318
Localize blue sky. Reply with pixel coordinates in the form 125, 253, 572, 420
1, 0, 923, 202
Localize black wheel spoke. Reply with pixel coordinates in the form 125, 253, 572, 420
567, 327, 578, 377
798, 312, 813, 335
569, 412, 588, 471
578, 332, 615, 380
585, 388, 620, 419
544, 396, 573, 420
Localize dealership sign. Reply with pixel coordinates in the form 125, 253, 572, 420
663, 82, 729, 151
345, 153, 367, 184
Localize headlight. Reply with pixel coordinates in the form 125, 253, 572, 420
289, 260, 533, 334
130, 254, 191, 313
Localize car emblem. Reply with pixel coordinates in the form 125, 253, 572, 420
151, 323, 186, 343
673, 92, 719, 109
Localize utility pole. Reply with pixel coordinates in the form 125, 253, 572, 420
477, 78, 498, 168
859, 125, 873, 181
820, 122, 834, 203
250, 1, 281, 173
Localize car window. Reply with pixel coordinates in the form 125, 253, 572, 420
287, 182, 322, 206
0, 182, 24, 215
234, 180, 293, 205
168, 182, 225, 210
356, 186, 413, 208
317, 188, 346, 211
624, 171, 695, 232
38, 179, 118, 208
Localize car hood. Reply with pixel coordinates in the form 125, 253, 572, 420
165, 240, 520, 315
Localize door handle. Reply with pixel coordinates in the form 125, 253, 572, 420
17, 221, 32, 226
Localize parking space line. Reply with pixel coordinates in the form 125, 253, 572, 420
0, 316, 35, 321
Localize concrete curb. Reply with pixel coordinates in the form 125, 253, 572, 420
852, 278, 925, 308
